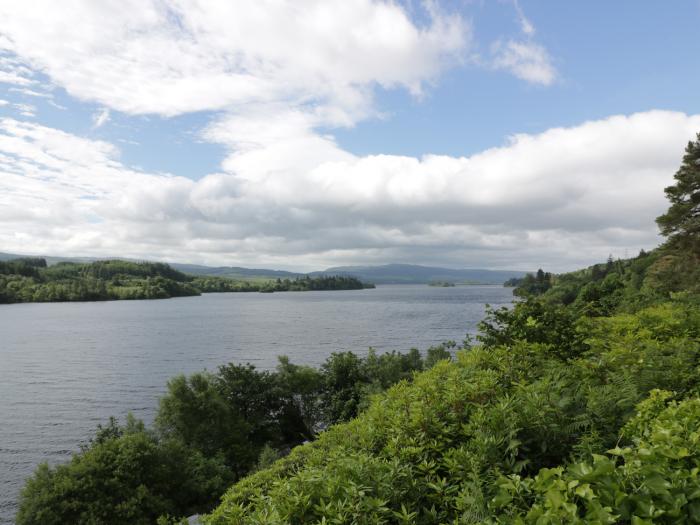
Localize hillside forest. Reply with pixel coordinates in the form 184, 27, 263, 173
0, 259, 373, 303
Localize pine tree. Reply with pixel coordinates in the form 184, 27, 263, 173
656, 132, 700, 254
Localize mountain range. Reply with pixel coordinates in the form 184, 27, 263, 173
0, 252, 527, 285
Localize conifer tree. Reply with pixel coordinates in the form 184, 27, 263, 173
656, 132, 700, 254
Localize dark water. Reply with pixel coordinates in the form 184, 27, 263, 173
0, 284, 513, 523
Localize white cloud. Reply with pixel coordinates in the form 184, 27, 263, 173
0, 0, 469, 122
0, 111, 697, 270
92, 108, 110, 128
0, 99, 9, 106
489, 1, 557, 86
47, 100, 67, 110
8, 86, 52, 98
13, 103, 35, 117
513, 0, 535, 36
0, 50, 35, 86
0, 1, 680, 272
491, 39, 556, 85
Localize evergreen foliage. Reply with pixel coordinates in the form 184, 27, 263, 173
511, 269, 552, 297
657, 132, 700, 255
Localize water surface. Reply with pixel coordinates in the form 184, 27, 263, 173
0, 284, 513, 523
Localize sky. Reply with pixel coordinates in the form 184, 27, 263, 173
0, 1, 699, 272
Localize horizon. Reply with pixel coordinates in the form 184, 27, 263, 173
1, 1, 699, 272
0, 249, 533, 274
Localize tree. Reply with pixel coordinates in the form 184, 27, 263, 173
17, 417, 230, 525
156, 372, 255, 475
656, 132, 700, 254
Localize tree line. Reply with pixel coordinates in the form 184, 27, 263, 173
0, 260, 373, 304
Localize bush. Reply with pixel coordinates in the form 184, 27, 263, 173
205, 303, 700, 524
490, 392, 700, 524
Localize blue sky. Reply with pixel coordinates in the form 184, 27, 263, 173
338, 1, 700, 157
0, 1, 699, 270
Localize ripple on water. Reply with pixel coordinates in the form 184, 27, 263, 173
0, 284, 513, 524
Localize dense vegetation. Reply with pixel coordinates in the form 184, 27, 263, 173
507, 268, 552, 296
0, 260, 372, 303
204, 301, 700, 524
0, 259, 200, 303
192, 275, 374, 293
17, 346, 451, 524
16, 133, 700, 524
201, 132, 700, 524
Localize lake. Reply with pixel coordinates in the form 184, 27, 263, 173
0, 284, 513, 523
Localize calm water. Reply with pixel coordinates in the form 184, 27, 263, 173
0, 284, 513, 523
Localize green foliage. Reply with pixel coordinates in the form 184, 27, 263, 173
156, 372, 255, 475
0, 257, 45, 277
194, 274, 374, 293
489, 393, 700, 524
190, 277, 260, 293
657, 132, 700, 255
0, 259, 199, 303
477, 299, 588, 359
512, 248, 700, 315
17, 416, 231, 525
0, 259, 373, 303
205, 300, 700, 524
512, 269, 552, 297
19, 347, 440, 523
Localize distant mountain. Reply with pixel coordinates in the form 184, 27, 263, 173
169, 263, 302, 281
0, 253, 526, 284
0, 252, 302, 281
309, 263, 528, 284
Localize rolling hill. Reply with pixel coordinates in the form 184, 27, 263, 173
0, 253, 526, 285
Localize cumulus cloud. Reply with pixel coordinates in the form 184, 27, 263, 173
0, 1, 683, 271
0, 0, 469, 121
0, 111, 697, 270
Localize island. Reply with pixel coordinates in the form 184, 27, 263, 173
428, 280, 456, 287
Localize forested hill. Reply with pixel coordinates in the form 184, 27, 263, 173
0, 259, 199, 303
0, 259, 373, 304
509, 246, 699, 316
0, 252, 527, 284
